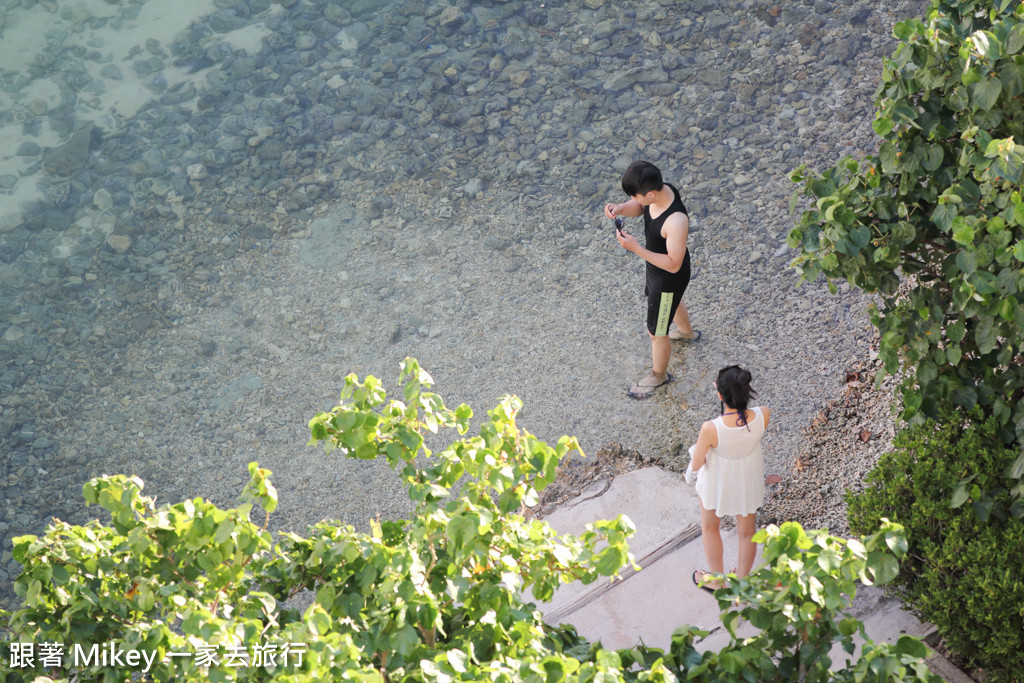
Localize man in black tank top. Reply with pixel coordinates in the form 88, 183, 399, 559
604, 161, 699, 399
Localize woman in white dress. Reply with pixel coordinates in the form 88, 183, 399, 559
684, 365, 769, 592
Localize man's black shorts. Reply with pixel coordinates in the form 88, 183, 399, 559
645, 251, 691, 336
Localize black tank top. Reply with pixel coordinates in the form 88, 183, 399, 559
643, 183, 690, 291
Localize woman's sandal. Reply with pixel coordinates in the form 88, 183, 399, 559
692, 569, 720, 595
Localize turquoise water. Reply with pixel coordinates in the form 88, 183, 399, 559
0, 0, 917, 606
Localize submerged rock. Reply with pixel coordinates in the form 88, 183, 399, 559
43, 124, 95, 177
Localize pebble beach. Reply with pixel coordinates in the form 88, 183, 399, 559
0, 0, 921, 607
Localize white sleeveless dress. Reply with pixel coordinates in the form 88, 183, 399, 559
694, 406, 766, 517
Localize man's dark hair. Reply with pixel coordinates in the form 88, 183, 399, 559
621, 160, 664, 197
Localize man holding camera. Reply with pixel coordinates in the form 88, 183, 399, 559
604, 160, 699, 399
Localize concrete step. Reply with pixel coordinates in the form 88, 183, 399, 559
538, 467, 970, 680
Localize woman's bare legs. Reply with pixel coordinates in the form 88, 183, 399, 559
736, 513, 757, 578
699, 500, 724, 588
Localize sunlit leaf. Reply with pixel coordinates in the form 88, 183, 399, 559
971, 30, 1001, 59
866, 551, 899, 585
873, 115, 894, 136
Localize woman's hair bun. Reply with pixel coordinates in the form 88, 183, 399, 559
717, 365, 756, 426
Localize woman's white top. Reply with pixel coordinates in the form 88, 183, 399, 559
695, 406, 766, 517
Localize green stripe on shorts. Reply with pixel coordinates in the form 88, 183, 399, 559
655, 292, 673, 336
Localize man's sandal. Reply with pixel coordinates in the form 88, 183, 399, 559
627, 373, 674, 400
669, 327, 702, 342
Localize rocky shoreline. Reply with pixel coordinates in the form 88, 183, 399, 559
760, 350, 898, 537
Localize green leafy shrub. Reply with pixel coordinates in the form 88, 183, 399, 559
788, 0, 1024, 450
0, 360, 940, 681
847, 411, 1024, 681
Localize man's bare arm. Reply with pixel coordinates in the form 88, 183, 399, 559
605, 198, 644, 219
618, 212, 688, 272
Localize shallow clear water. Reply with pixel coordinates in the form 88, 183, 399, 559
0, 0, 918, 606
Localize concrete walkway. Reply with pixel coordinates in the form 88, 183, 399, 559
539, 468, 971, 681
